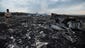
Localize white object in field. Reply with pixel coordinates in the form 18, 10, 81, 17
36, 41, 48, 48
51, 25, 63, 30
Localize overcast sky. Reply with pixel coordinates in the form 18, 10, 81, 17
0, 0, 85, 15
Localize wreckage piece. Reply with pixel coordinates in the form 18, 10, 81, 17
62, 29, 77, 43
36, 41, 48, 48
50, 24, 64, 30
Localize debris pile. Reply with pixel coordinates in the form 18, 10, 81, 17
0, 14, 85, 48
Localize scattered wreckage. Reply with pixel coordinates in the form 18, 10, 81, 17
0, 13, 85, 48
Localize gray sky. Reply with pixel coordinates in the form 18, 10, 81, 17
0, 0, 85, 15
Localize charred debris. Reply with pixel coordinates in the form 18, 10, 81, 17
0, 12, 85, 48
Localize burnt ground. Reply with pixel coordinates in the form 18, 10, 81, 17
0, 16, 85, 48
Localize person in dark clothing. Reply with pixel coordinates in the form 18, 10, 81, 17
4, 9, 12, 25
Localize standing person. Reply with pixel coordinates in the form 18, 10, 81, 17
4, 9, 12, 25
